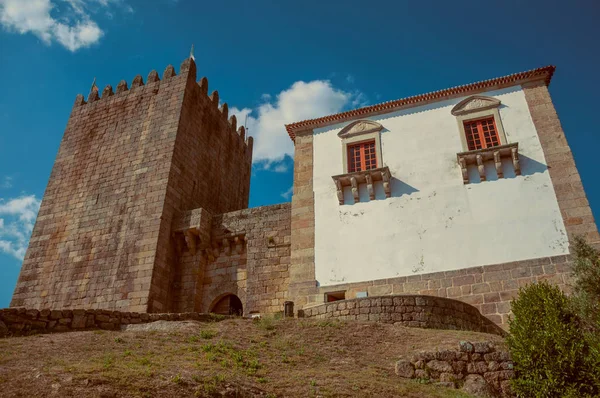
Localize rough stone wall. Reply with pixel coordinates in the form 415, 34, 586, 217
395, 341, 514, 397
309, 254, 571, 329
522, 81, 599, 248
172, 204, 291, 315
147, 60, 252, 313
11, 64, 191, 312
170, 68, 252, 216
288, 132, 318, 308
0, 307, 228, 337
203, 204, 291, 315
300, 295, 504, 335
11, 58, 253, 314
170, 208, 212, 312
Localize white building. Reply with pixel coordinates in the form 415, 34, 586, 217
285, 66, 598, 327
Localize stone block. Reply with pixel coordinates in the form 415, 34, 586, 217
467, 361, 488, 374
96, 314, 111, 323
50, 310, 62, 320
395, 360, 415, 378
0, 320, 8, 336
462, 374, 495, 397
31, 320, 47, 329
452, 360, 466, 374
459, 341, 474, 353
436, 350, 456, 361
71, 314, 86, 329
483, 371, 501, 390
473, 342, 493, 353
368, 284, 392, 297
426, 360, 453, 373
415, 369, 428, 379
487, 361, 500, 372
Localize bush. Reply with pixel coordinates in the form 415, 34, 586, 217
507, 281, 599, 397
571, 236, 600, 334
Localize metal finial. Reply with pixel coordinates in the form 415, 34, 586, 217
189, 44, 195, 60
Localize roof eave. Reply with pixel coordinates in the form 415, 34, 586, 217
285, 65, 555, 142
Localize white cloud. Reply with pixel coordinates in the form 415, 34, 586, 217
53, 19, 102, 51
0, 195, 41, 261
351, 90, 369, 108
0, 0, 55, 42
273, 163, 288, 173
230, 80, 364, 168
280, 186, 293, 200
0, 0, 126, 51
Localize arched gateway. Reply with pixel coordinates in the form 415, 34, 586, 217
209, 294, 243, 316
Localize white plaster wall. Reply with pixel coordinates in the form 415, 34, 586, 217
312, 86, 568, 287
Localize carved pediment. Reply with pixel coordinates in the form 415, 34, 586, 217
338, 120, 383, 138
451, 96, 501, 116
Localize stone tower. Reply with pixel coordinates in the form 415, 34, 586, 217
10, 57, 253, 313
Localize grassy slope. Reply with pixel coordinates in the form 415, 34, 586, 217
0, 317, 505, 397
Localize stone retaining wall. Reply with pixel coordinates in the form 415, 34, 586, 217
0, 308, 227, 337
298, 295, 505, 335
395, 341, 514, 397
306, 254, 575, 330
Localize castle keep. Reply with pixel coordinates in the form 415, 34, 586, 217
11, 57, 599, 328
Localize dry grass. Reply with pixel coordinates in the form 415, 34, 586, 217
0, 317, 505, 397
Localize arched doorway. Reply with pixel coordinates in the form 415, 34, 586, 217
210, 294, 243, 316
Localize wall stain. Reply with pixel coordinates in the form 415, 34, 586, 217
412, 254, 425, 273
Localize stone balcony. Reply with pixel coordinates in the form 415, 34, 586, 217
332, 166, 392, 205
457, 142, 521, 184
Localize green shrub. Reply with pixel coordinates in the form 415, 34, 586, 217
571, 236, 600, 334
507, 281, 599, 397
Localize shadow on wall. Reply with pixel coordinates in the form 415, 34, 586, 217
466, 154, 548, 184
342, 177, 419, 205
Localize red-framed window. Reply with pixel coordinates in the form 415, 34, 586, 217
464, 117, 500, 151
348, 140, 377, 172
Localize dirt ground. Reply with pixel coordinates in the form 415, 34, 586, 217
0, 317, 505, 397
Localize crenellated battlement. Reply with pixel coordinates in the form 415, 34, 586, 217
74, 58, 253, 155
73, 62, 182, 106
72, 57, 253, 154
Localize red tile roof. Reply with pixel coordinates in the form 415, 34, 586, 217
285, 66, 555, 141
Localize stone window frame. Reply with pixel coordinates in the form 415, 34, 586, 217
451, 95, 508, 152
338, 120, 384, 174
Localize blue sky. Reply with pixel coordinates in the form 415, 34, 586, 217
0, 0, 599, 308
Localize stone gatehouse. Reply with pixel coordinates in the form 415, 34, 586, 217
10, 57, 598, 328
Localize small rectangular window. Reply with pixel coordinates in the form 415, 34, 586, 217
347, 140, 377, 172
325, 291, 346, 302
464, 117, 500, 151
